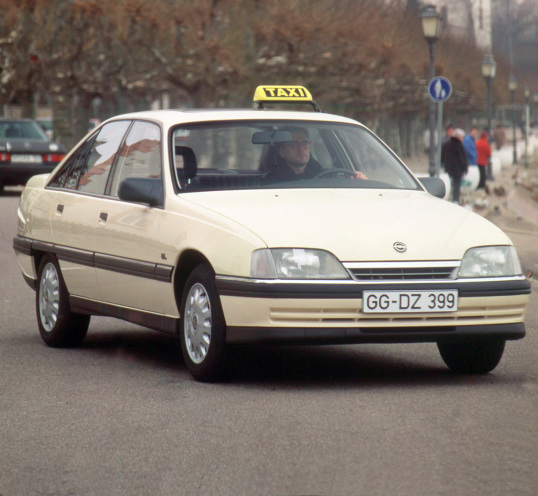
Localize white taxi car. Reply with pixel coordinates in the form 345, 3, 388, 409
13, 86, 530, 381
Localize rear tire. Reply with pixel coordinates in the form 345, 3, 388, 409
179, 264, 227, 382
437, 338, 506, 374
36, 254, 90, 347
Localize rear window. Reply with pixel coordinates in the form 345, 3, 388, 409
0, 120, 48, 140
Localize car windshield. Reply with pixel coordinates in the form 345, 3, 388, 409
0, 120, 49, 140
172, 120, 420, 192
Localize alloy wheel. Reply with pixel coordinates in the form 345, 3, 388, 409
39, 262, 60, 332
184, 282, 212, 364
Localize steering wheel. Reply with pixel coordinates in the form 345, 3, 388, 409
314, 168, 357, 179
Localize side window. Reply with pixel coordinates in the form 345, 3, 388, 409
48, 121, 131, 193
109, 121, 162, 197
49, 136, 97, 189
77, 121, 131, 194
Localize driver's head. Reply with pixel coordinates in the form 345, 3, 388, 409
279, 127, 312, 171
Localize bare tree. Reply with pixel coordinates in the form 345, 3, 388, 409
0, 0, 42, 115
1, 0, 534, 149
492, 0, 538, 75
146, 0, 250, 107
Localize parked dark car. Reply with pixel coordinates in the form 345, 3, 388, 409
0, 118, 66, 192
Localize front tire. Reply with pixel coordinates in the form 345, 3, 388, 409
179, 264, 227, 382
437, 338, 506, 374
36, 254, 90, 347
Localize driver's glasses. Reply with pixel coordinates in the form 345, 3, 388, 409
286, 140, 312, 150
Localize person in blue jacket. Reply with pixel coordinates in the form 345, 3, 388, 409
463, 126, 478, 165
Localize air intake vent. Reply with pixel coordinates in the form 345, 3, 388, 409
343, 262, 459, 281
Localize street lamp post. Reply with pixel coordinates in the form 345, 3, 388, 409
524, 85, 529, 167
530, 92, 538, 129
420, 5, 442, 177
508, 74, 518, 165
481, 54, 496, 179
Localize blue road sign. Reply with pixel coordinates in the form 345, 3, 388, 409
428, 77, 452, 103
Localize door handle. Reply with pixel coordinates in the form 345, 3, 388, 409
99, 212, 108, 224
56, 204, 64, 215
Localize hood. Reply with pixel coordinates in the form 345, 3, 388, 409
180, 188, 512, 262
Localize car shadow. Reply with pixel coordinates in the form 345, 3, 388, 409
77, 327, 510, 389
81, 330, 185, 373
224, 344, 467, 388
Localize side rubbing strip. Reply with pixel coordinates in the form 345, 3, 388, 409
13, 235, 173, 283
94, 253, 156, 278
13, 236, 33, 255
56, 246, 94, 266
94, 253, 173, 282
31, 240, 55, 253
155, 264, 174, 282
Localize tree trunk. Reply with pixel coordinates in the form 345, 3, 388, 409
73, 91, 95, 145
50, 88, 76, 150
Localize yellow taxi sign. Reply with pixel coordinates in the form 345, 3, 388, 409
253, 85, 313, 102
253, 85, 322, 112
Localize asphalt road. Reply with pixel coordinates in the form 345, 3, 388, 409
1, 188, 537, 496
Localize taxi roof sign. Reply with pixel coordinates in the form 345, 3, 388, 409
253, 85, 322, 112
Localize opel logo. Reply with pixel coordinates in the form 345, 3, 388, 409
393, 242, 407, 253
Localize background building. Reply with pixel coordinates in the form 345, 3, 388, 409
425, 0, 493, 51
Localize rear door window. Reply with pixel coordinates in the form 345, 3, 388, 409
49, 121, 131, 194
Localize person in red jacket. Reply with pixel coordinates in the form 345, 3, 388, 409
476, 130, 492, 191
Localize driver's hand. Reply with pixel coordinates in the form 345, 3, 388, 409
354, 171, 367, 180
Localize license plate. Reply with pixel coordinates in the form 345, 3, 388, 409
11, 154, 43, 164
363, 290, 458, 313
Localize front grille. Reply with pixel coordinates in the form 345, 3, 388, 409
343, 262, 459, 281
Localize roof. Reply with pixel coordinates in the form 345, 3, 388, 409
102, 108, 360, 128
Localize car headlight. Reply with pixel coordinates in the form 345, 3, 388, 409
251, 248, 350, 279
458, 246, 522, 278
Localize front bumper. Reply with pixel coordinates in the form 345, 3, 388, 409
216, 276, 530, 344
226, 323, 526, 344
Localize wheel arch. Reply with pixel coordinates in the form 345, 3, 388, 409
173, 249, 213, 308
24, 249, 49, 291
33, 250, 47, 277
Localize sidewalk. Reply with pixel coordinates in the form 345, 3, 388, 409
405, 141, 538, 232
483, 160, 538, 231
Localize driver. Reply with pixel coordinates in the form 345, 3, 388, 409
264, 127, 366, 182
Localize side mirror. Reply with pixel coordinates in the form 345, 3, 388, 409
418, 177, 446, 199
118, 177, 164, 207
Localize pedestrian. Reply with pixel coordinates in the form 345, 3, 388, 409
441, 128, 468, 203
493, 123, 506, 150
475, 130, 492, 192
442, 123, 454, 146
463, 126, 478, 165
264, 127, 367, 183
